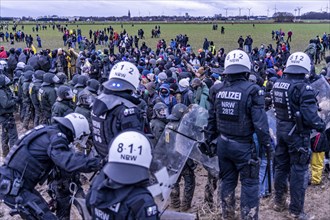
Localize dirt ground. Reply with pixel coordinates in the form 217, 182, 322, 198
1, 162, 329, 220
186, 166, 330, 220
1, 115, 330, 220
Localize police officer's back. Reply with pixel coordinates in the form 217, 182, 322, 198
21, 70, 34, 130
51, 85, 74, 123
206, 50, 271, 219
0, 113, 101, 219
73, 74, 89, 105
0, 74, 18, 156
91, 61, 144, 158
272, 52, 325, 219
75, 79, 100, 126
86, 130, 159, 220
38, 73, 59, 125
29, 70, 45, 126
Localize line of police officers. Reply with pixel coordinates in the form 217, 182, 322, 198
0, 48, 325, 220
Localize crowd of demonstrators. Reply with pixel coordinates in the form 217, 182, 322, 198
0, 26, 330, 219
304, 33, 330, 65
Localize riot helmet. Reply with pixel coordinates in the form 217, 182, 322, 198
223, 50, 251, 74
43, 73, 60, 85
0, 75, 11, 87
0, 60, 8, 71
103, 130, 153, 184
56, 85, 73, 101
53, 113, 90, 140
33, 70, 45, 81
167, 103, 187, 121
103, 61, 140, 92
56, 72, 68, 84
70, 74, 79, 87
86, 79, 100, 93
152, 102, 169, 119
77, 90, 94, 107
75, 75, 89, 87
23, 65, 34, 72
284, 52, 311, 75
23, 70, 34, 82
17, 62, 26, 70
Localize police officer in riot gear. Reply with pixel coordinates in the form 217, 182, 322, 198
55, 72, 68, 89
29, 70, 45, 126
73, 74, 89, 105
86, 130, 159, 220
51, 85, 74, 122
38, 72, 59, 125
0, 74, 18, 157
91, 61, 144, 158
272, 52, 325, 220
0, 60, 9, 76
150, 102, 168, 143
167, 103, 197, 212
0, 113, 102, 220
22, 70, 34, 130
206, 50, 271, 220
75, 79, 100, 125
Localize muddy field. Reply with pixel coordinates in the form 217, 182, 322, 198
1, 118, 330, 220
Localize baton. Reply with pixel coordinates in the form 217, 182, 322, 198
266, 146, 272, 194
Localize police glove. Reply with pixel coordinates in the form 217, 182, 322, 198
86, 156, 103, 171
199, 140, 217, 158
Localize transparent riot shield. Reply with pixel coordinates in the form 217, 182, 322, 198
266, 108, 277, 145
176, 104, 219, 174
311, 75, 330, 130
148, 125, 197, 211
148, 104, 219, 211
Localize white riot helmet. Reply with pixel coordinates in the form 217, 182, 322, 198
103, 130, 152, 184
53, 113, 90, 140
0, 60, 7, 71
284, 52, 311, 74
17, 62, 26, 69
103, 61, 140, 92
223, 49, 251, 74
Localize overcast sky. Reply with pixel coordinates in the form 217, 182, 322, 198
1, 0, 329, 18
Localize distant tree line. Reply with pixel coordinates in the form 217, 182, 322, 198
301, 12, 330, 20
0, 11, 329, 23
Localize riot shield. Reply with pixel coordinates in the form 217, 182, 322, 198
148, 104, 219, 210
177, 104, 219, 174
311, 75, 330, 130
148, 125, 197, 211
266, 108, 277, 145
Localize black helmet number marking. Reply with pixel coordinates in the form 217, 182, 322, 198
117, 143, 142, 155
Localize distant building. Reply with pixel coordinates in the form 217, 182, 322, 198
68, 16, 80, 21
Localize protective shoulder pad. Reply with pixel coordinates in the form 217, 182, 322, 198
98, 93, 137, 109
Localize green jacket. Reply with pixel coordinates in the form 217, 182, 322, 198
51, 100, 74, 123
39, 85, 57, 117
193, 83, 210, 110
0, 87, 16, 115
